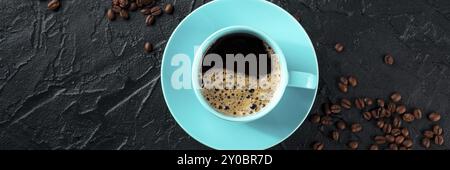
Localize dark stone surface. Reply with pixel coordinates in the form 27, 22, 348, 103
0, 0, 448, 150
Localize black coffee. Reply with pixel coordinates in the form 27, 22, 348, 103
199, 33, 282, 117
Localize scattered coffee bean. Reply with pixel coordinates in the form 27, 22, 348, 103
395, 136, 405, 145
389, 143, 398, 150
338, 82, 348, 93
331, 131, 340, 141
312, 142, 324, 150
396, 105, 406, 114
107, 9, 116, 21
377, 99, 385, 107
340, 98, 352, 109
364, 97, 373, 106
402, 113, 415, 122
377, 120, 385, 129
321, 116, 333, 126
323, 103, 331, 115
401, 128, 409, 137
371, 110, 380, 119
402, 139, 413, 148
391, 128, 401, 136
369, 144, 379, 150
336, 121, 347, 130
387, 102, 396, 113
383, 123, 392, 134
348, 76, 358, 87
141, 8, 152, 15
144, 42, 153, 53
330, 104, 341, 114
145, 15, 155, 25
422, 138, 431, 148
351, 123, 362, 133
119, 0, 129, 8
339, 76, 349, 85
390, 92, 402, 102
384, 54, 394, 65
48, 0, 60, 11
386, 135, 395, 143
434, 135, 444, 145
348, 141, 359, 150
363, 111, 372, 121
428, 112, 441, 122
150, 6, 162, 16
432, 125, 443, 136
393, 116, 402, 128
423, 130, 434, 139
378, 107, 388, 118
374, 136, 386, 144
310, 113, 321, 124
355, 98, 365, 110
413, 108, 422, 119
335, 43, 344, 53
164, 3, 174, 14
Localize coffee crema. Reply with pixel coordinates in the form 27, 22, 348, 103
199, 33, 281, 117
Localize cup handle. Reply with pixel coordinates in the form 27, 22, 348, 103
287, 71, 317, 89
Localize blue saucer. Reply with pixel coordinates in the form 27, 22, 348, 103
161, 0, 318, 150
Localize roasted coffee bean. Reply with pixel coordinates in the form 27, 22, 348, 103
395, 136, 405, 145
428, 112, 441, 122
140, 8, 152, 15
396, 105, 406, 114
348, 141, 359, 150
376, 120, 385, 129
330, 104, 341, 114
351, 123, 362, 133
433, 125, 443, 136
363, 111, 372, 121
389, 143, 398, 150
331, 131, 339, 141
136, 0, 154, 7
369, 144, 379, 150
387, 102, 396, 113
339, 76, 348, 85
338, 82, 348, 93
348, 76, 358, 87
401, 128, 409, 137
378, 107, 389, 118
164, 3, 174, 14
119, 10, 129, 19
402, 113, 415, 122
48, 0, 60, 11
377, 99, 385, 107
393, 116, 402, 128
423, 130, 434, 139
145, 15, 155, 26
312, 142, 324, 150
371, 110, 380, 119
434, 135, 444, 145
384, 54, 394, 65
150, 6, 162, 16
335, 43, 344, 53
355, 98, 365, 110
144, 42, 153, 53
340, 98, 352, 109
386, 135, 395, 143
129, 2, 138, 11
413, 108, 423, 119
310, 113, 321, 124
107, 9, 116, 21
402, 139, 413, 148
383, 124, 392, 134
119, 0, 129, 8
323, 103, 331, 115
422, 138, 431, 148
374, 136, 386, 144
336, 121, 347, 130
391, 128, 401, 137
321, 116, 333, 126
390, 92, 402, 102
364, 97, 373, 106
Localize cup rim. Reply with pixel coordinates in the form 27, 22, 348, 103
191, 25, 289, 122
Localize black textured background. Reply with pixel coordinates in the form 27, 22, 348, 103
0, 0, 448, 150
